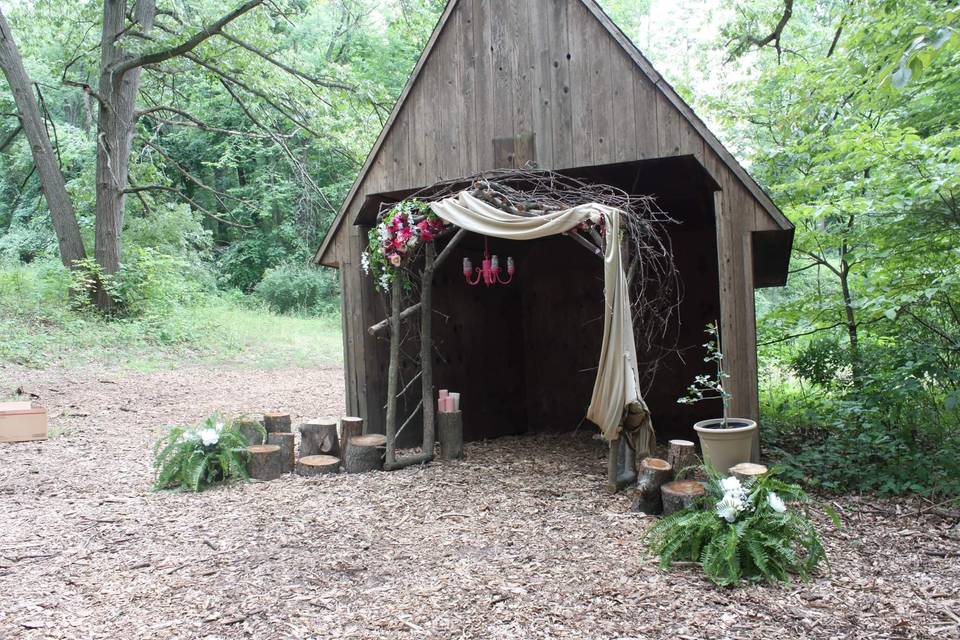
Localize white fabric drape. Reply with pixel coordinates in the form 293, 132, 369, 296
429, 190, 652, 446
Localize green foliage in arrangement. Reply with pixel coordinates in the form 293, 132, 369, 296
153, 415, 264, 492
645, 470, 831, 587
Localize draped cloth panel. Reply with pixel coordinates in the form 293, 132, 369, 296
429, 190, 653, 451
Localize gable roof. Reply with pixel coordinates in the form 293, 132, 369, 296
314, 0, 792, 266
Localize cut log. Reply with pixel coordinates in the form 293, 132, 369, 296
263, 412, 292, 433
267, 432, 295, 474
632, 457, 673, 514
247, 444, 282, 481
438, 410, 463, 460
666, 439, 697, 475
662, 480, 707, 516
299, 418, 340, 458
729, 462, 768, 484
339, 416, 363, 455
237, 419, 266, 446
296, 454, 340, 476
344, 434, 386, 473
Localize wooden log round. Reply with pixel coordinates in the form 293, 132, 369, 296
666, 439, 697, 475
661, 480, 707, 516
438, 411, 463, 460
247, 444, 282, 481
632, 457, 673, 514
344, 434, 386, 473
339, 416, 363, 457
267, 432, 295, 474
299, 418, 340, 458
263, 412, 292, 433
729, 462, 769, 484
296, 454, 340, 476
237, 419, 266, 446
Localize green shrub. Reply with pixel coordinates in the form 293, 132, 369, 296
253, 261, 339, 315
645, 470, 831, 586
153, 414, 264, 492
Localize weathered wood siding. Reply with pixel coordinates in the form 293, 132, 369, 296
327, 0, 784, 433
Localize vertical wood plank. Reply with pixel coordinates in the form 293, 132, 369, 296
678, 118, 705, 163
422, 55, 442, 182
656, 90, 681, 157
490, 0, 514, 167
633, 72, 658, 159
511, 0, 534, 163
588, 22, 615, 165
529, 0, 554, 169
436, 14, 462, 180
567, 0, 592, 167
548, 0, 573, 169
473, 0, 494, 170
458, 3, 478, 173
611, 39, 638, 163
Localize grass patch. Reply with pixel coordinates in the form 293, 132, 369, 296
0, 260, 342, 371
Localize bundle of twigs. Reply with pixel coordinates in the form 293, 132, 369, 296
374, 167, 682, 393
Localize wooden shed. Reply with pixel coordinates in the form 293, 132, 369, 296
314, 0, 794, 454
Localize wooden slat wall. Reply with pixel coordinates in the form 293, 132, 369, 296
328, 0, 772, 434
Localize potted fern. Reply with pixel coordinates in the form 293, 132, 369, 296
645, 469, 831, 586
153, 414, 265, 492
678, 322, 757, 473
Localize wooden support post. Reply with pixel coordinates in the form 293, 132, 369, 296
438, 410, 463, 460
344, 434, 386, 473
299, 418, 340, 458
632, 458, 673, 514
666, 439, 697, 476
267, 432, 295, 474
729, 462, 768, 483
247, 444, 282, 480
263, 413, 291, 433
296, 455, 340, 476
662, 480, 707, 516
384, 277, 402, 468
339, 416, 363, 458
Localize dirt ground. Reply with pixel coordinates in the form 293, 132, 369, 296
0, 363, 958, 640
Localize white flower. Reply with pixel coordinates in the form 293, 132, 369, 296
198, 428, 219, 447
715, 493, 744, 523
720, 476, 742, 494
378, 225, 390, 241
767, 492, 787, 513
360, 252, 370, 274
378, 273, 391, 290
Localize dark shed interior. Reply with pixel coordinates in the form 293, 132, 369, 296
361, 157, 726, 447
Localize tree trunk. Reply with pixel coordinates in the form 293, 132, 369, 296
237, 419, 266, 445
263, 412, 292, 433
632, 457, 672, 514
296, 454, 340, 476
299, 419, 339, 458
92, 0, 156, 310
728, 462, 768, 484
339, 416, 363, 457
343, 434, 386, 473
247, 444, 282, 480
438, 410, 463, 460
666, 439, 697, 476
0, 9, 86, 268
267, 432, 295, 474
661, 480, 707, 516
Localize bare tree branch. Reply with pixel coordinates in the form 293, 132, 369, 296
124, 183, 255, 229
114, 0, 265, 77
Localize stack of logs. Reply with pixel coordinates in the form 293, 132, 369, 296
632, 439, 769, 516
244, 413, 389, 480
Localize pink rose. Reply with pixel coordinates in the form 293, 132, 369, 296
388, 254, 402, 267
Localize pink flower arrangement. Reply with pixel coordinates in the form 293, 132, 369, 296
362, 200, 449, 291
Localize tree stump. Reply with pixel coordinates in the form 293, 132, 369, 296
662, 480, 707, 516
263, 412, 292, 433
267, 432, 295, 474
438, 410, 463, 460
340, 417, 363, 454
344, 434, 386, 473
729, 462, 768, 484
247, 444, 282, 481
632, 457, 673, 514
296, 454, 340, 476
666, 439, 697, 475
299, 418, 339, 458
237, 419, 266, 446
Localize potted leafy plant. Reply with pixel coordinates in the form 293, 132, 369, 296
645, 469, 831, 586
678, 322, 757, 473
153, 414, 264, 492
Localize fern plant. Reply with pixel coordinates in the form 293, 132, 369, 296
645, 469, 834, 586
153, 414, 264, 492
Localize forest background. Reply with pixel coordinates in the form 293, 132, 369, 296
0, 0, 957, 496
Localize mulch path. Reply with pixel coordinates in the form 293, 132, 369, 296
1, 363, 958, 639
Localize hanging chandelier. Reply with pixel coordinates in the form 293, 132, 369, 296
463, 237, 515, 286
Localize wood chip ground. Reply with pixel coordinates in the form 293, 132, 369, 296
1, 363, 958, 639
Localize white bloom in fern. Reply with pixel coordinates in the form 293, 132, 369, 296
198, 428, 220, 447
720, 476, 742, 494
767, 492, 787, 513
715, 493, 744, 523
